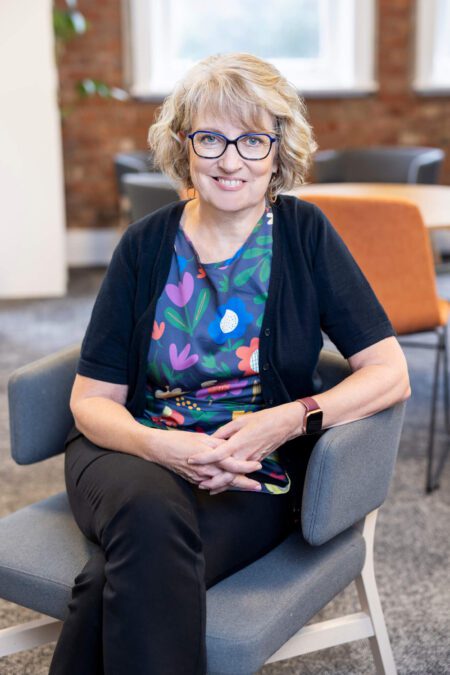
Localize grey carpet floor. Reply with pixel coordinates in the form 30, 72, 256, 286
0, 267, 449, 675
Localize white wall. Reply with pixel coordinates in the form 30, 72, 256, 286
0, 0, 67, 298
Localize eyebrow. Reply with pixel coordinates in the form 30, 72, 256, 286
195, 128, 275, 135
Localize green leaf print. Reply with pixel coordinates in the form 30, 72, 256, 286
242, 247, 267, 259
147, 360, 160, 381
256, 235, 272, 246
164, 307, 191, 334
231, 339, 245, 350
192, 288, 210, 329
234, 264, 258, 287
218, 276, 229, 293
201, 354, 217, 370
190, 408, 216, 422
220, 362, 232, 376
254, 292, 268, 305
161, 362, 174, 383
259, 258, 271, 283
256, 312, 264, 328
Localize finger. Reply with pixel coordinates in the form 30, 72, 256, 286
188, 444, 232, 465
211, 422, 239, 439
198, 471, 235, 490
218, 457, 262, 473
210, 475, 262, 494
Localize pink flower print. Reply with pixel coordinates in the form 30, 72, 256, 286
196, 378, 248, 400
169, 343, 199, 371
165, 272, 194, 307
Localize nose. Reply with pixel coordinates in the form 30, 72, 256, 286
217, 142, 244, 172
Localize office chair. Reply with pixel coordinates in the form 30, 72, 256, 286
122, 172, 180, 221
299, 194, 449, 493
314, 147, 445, 185
1, 345, 404, 673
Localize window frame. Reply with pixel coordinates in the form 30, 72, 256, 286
413, 0, 450, 94
123, 0, 377, 99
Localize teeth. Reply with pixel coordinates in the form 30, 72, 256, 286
217, 178, 242, 186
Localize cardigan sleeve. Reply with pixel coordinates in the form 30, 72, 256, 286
77, 228, 137, 384
312, 206, 396, 359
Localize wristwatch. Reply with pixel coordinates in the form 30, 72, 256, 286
296, 396, 323, 435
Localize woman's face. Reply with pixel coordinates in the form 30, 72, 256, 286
186, 110, 278, 216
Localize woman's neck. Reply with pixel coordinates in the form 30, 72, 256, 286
180, 197, 267, 265
182, 198, 266, 246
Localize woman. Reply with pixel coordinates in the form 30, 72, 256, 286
49, 52, 410, 675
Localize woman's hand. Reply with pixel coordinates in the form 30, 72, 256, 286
187, 404, 304, 493
148, 428, 264, 491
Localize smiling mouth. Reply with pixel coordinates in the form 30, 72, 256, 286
212, 177, 246, 187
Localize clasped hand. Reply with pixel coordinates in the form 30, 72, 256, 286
187, 406, 298, 495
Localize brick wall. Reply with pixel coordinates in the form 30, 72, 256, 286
56, 0, 450, 230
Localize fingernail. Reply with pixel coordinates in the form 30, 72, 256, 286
256, 463, 263, 470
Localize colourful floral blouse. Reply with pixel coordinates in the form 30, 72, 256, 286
136, 205, 291, 495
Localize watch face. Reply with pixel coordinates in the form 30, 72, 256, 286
306, 410, 323, 434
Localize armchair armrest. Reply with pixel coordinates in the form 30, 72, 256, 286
301, 402, 405, 546
8, 344, 80, 465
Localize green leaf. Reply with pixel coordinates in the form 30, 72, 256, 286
220, 362, 232, 376
254, 293, 268, 305
190, 408, 216, 422
147, 360, 160, 381
256, 313, 264, 328
192, 288, 210, 329
256, 235, 273, 245
234, 264, 258, 287
201, 354, 217, 370
218, 276, 229, 293
161, 362, 173, 383
164, 307, 191, 334
242, 247, 267, 259
259, 258, 271, 283
231, 339, 245, 350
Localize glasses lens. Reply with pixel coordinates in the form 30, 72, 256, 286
193, 132, 226, 158
237, 134, 272, 159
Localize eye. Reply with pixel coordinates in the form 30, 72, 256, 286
197, 133, 220, 145
243, 135, 264, 147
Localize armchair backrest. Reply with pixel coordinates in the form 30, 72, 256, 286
314, 146, 445, 184
8, 345, 79, 465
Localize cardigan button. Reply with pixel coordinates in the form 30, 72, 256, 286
268, 398, 274, 405
262, 362, 270, 371
264, 328, 271, 336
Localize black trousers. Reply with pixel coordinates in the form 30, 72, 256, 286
49, 430, 314, 675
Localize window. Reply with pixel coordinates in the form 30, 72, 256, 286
414, 0, 450, 93
125, 0, 377, 98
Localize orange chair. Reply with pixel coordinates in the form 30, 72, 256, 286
298, 194, 449, 492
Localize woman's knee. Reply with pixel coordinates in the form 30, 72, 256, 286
94, 459, 201, 551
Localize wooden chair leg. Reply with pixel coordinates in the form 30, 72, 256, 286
355, 511, 397, 675
0, 616, 62, 658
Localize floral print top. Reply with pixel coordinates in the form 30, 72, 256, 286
136, 205, 291, 495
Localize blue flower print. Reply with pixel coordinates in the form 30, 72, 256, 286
208, 298, 253, 345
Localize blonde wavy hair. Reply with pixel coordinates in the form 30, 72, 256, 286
148, 52, 317, 202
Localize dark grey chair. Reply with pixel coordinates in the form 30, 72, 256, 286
314, 147, 445, 185
1, 346, 405, 674
122, 172, 180, 221
114, 151, 156, 198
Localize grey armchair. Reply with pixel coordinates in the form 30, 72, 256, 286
314, 146, 445, 185
1, 346, 405, 674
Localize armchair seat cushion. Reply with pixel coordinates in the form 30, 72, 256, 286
0, 492, 365, 674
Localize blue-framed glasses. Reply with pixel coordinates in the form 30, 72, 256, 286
187, 130, 278, 161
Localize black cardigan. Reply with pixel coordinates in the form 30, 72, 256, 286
78, 195, 395, 416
